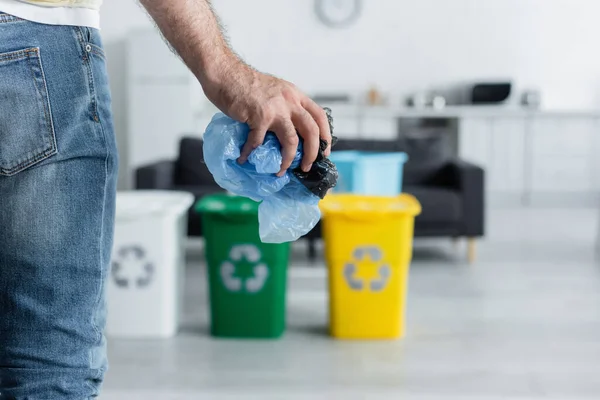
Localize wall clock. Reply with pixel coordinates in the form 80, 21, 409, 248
315, 0, 363, 28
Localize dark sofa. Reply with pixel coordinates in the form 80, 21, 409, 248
136, 135, 485, 262
306, 138, 485, 262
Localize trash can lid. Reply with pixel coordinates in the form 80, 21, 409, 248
320, 194, 421, 218
196, 193, 259, 215
329, 151, 408, 163
116, 190, 195, 221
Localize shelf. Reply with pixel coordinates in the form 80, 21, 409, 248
315, 105, 600, 119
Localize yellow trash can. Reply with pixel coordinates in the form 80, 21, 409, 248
320, 194, 421, 340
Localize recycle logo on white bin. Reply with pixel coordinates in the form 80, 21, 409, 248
220, 244, 269, 293
111, 245, 155, 289
344, 246, 391, 292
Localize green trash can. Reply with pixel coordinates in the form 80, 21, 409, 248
197, 194, 290, 338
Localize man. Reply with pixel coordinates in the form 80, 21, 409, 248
0, 0, 331, 398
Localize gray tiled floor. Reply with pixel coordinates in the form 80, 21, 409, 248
102, 208, 600, 399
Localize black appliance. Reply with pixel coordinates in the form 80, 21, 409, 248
443, 82, 512, 105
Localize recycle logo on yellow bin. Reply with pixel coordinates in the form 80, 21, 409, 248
344, 246, 391, 292
220, 244, 269, 293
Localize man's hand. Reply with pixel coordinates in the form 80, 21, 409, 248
203, 59, 331, 176
139, 0, 331, 176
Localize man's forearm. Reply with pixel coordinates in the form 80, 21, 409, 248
139, 0, 332, 172
139, 0, 239, 87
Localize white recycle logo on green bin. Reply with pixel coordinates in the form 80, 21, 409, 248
344, 246, 391, 292
220, 244, 269, 293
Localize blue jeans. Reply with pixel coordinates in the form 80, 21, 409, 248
0, 13, 117, 399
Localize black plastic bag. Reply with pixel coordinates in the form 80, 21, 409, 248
292, 108, 339, 199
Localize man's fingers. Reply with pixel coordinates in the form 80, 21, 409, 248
238, 124, 268, 164
292, 108, 320, 172
302, 98, 332, 156
273, 120, 298, 177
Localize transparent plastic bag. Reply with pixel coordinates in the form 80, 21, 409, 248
202, 112, 337, 243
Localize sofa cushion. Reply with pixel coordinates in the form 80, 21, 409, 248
403, 186, 462, 223
401, 131, 450, 185
176, 137, 219, 186
403, 162, 443, 186
401, 130, 451, 164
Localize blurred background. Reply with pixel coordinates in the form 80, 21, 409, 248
101, 1, 600, 399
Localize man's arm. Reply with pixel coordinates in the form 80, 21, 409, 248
138, 0, 331, 176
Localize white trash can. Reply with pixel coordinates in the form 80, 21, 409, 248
107, 190, 195, 338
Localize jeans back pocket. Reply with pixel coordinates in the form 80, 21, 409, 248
0, 47, 57, 176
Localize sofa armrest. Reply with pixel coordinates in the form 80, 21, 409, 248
135, 160, 176, 190
436, 159, 485, 237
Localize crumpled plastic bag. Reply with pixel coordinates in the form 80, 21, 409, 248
202, 109, 338, 243
291, 135, 339, 199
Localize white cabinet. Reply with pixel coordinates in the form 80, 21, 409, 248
459, 118, 493, 193
458, 118, 492, 167
489, 118, 527, 195
531, 156, 593, 192
594, 125, 600, 191
531, 118, 594, 157
529, 117, 596, 197
459, 117, 526, 201
459, 114, 599, 206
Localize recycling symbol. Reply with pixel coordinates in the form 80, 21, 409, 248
344, 246, 391, 292
220, 244, 269, 293
111, 245, 155, 289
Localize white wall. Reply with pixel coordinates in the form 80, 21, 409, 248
210, 0, 600, 109
102, 0, 600, 104
99, 0, 600, 187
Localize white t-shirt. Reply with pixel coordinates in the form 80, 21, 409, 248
0, 0, 100, 29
